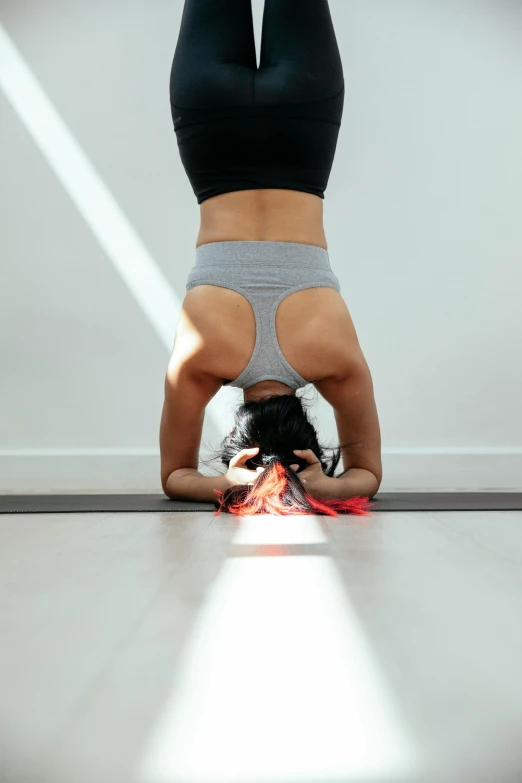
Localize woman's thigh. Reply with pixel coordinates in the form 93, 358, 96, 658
256, 0, 344, 105
170, 0, 344, 110
170, 0, 257, 108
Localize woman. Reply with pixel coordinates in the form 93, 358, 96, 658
160, 0, 382, 516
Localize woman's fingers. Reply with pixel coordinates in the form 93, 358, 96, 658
229, 446, 259, 468
231, 447, 321, 476
293, 448, 320, 465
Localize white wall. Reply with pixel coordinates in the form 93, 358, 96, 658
1, 0, 521, 492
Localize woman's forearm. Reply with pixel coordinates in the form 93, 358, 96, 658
164, 469, 231, 502
320, 468, 380, 500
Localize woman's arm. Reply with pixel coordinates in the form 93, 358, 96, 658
312, 468, 380, 501
164, 468, 231, 502
314, 356, 382, 495
160, 354, 223, 499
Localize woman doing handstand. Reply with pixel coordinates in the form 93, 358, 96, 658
160, 0, 382, 516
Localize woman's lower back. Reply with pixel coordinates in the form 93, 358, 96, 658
196, 188, 329, 250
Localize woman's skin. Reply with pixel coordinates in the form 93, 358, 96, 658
197, 189, 328, 252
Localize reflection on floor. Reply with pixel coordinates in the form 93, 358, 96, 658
1, 509, 521, 783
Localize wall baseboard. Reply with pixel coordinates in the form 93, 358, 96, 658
0, 451, 520, 493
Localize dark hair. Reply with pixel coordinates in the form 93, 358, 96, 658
201, 394, 376, 517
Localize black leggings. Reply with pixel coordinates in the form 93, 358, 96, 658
170, 0, 345, 203
171, 0, 344, 108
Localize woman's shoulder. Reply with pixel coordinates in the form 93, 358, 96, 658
175, 286, 250, 380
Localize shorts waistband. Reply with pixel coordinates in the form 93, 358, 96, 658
194, 240, 331, 270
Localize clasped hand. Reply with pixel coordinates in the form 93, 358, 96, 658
225, 446, 332, 498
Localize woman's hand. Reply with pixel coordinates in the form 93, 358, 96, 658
225, 447, 266, 488
292, 448, 332, 498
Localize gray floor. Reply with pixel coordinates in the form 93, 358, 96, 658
1, 509, 521, 783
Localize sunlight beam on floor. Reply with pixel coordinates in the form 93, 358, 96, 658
231, 514, 329, 546
138, 540, 420, 783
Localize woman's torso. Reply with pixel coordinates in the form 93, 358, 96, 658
178, 190, 363, 385
196, 189, 328, 250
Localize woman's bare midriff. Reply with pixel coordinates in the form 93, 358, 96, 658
196, 189, 328, 250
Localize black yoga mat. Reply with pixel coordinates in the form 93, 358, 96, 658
1, 492, 521, 514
